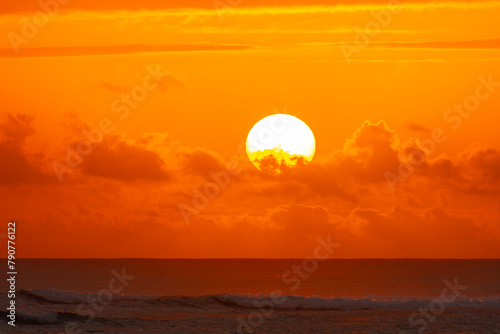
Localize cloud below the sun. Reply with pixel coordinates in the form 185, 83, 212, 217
1, 112, 500, 258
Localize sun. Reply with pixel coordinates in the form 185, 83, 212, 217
246, 114, 316, 175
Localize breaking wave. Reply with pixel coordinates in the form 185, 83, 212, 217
18, 289, 500, 310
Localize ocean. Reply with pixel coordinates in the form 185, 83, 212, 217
1, 259, 500, 333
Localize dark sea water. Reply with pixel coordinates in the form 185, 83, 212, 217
1, 259, 500, 333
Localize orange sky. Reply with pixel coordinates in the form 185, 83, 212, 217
0, 0, 499, 258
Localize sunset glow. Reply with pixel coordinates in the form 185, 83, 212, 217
0, 0, 499, 259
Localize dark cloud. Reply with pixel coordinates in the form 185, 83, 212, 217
418, 146, 500, 194
182, 149, 225, 178
81, 135, 171, 182
0, 113, 49, 186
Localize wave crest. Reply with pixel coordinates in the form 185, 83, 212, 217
18, 289, 500, 310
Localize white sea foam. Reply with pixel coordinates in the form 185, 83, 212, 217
22, 289, 152, 304
213, 293, 500, 310
20, 289, 500, 310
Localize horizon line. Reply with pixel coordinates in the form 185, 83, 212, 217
8, 257, 500, 260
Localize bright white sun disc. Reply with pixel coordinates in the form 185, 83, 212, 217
246, 114, 316, 174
